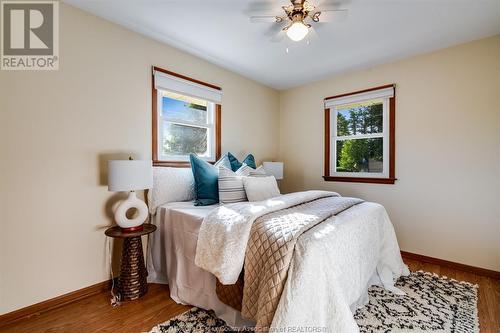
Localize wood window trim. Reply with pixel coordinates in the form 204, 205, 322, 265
152, 66, 222, 168
323, 84, 396, 184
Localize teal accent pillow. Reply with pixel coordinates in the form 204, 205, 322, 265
227, 152, 256, 172
190, 154, 231, 206
215, 153, 232, 169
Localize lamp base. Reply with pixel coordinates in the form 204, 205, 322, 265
121, 225, 144, 233
114, 191, 148, 230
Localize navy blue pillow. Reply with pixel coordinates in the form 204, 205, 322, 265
227, 152, 256, 172
190, 154, 231, 206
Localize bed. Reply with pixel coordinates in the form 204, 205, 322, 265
147, 167, 409, 332
147, 201, 254, 327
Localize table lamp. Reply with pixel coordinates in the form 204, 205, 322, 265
107, 158, 153, 232
263, 161, 284, 180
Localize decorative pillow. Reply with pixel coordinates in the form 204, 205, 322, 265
236, 163, 267, 177
216, 154, 232, 169
249, 167, 268, 177
227, 152, 257, 171
218, 166, 247, 204
190, 154, 231, 206
243, 176, 281, 202
218, 164, 267, 204
147, 167, 195, 214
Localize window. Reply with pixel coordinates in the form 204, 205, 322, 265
152, 67, 222, 166
158, 91, 215, 161
324, 85, 396, 184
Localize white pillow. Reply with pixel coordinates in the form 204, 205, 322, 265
147, 167, 195, 214
218, 165, 267, 204
243, 176, 281, 202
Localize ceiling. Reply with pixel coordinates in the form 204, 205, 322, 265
65, 0, 500, 90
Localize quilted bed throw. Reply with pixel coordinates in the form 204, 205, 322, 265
242, 195, 363, 329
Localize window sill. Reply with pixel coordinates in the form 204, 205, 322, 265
153, 160, 216, 168
153, 161, 190, 168
323, 176, 397, 184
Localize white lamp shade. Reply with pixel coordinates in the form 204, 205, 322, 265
107, 160, 153, 192
263, 161, 284, 180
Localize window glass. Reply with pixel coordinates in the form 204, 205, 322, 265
335, 138, 383, 173
161, 123, 208, 157
336, 99, 383, 136
161, 91, 209, 124
157, 90, 215, 162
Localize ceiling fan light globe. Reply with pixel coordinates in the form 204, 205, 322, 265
286, 21, 309, 41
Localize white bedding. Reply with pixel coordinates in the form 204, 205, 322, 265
271, 201, 409, 332
195, 191, 409, 332
148, 201, 214, 285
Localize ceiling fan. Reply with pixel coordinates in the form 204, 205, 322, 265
250, 0, 347, 42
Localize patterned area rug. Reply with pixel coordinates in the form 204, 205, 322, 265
355, 271, 478, 332
149, 271, 479, 333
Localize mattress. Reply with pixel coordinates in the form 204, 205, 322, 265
147, 201, 254, 327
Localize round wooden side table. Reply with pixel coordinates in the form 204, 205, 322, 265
105, 224, 156, 301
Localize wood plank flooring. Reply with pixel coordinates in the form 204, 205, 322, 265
1, 257, 499, 333
0, 284, 189, 333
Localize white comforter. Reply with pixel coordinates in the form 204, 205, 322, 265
195, 191, 409, 332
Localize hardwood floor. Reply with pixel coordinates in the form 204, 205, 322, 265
0, 284, 189, 333
1, 258, 499, 333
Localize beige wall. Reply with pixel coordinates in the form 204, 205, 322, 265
279, 36, 500, 271
1, 2, 498, 316
0, 4, 279, 314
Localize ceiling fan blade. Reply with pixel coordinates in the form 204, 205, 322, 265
312, 21, 331, 32
265, 19, 288, 37
312, 9, 348, 22
250, 15, 280, 23
264, 20, 289, 43
320, 9, 349, 13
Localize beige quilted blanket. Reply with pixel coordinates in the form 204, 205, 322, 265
196, 191, 340, 285
241, 196, 363, 329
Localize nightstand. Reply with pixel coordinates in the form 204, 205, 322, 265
105, 224, 157, 300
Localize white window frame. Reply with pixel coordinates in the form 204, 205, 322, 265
324, 85, 395, 182
330, 98, 389, 178
157, 90, 216, 162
